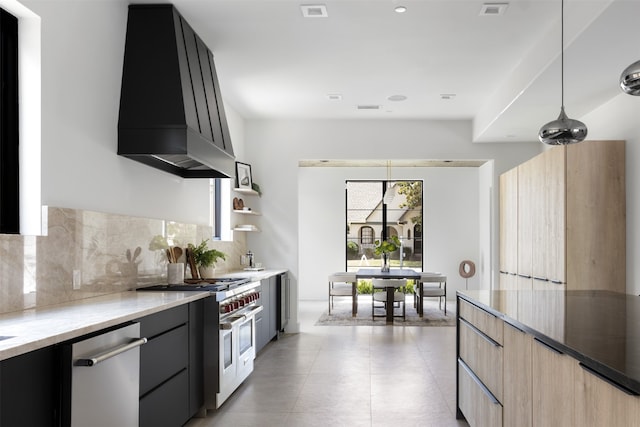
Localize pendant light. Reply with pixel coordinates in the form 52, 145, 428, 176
620, 60, 640, 95
383, 161, 395, 205
538, 0, 588, 145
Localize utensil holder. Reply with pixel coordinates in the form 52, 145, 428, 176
168, 263, 184, 285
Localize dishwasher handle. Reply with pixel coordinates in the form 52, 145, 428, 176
75, 337, 147, 367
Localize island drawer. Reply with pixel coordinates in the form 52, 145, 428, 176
459, 317, 503, 402
459, 298, 503, 345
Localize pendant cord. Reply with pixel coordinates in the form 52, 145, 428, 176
561, 0, 564, 109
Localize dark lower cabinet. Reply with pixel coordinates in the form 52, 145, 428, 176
188, 299, 204, 417
139, 369, 189, 427
138, 300, 205, 427
0, 346, 56, 427
256, 273, 289, 354
0, 299, 206, 427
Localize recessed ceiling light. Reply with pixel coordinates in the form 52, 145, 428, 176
394, 6, 407, 13
327, 93, 342, 101
479, 3, 508, 16
387, 94, 407, 102
301, 4, 328, 18
357, 105, 381, 110
440, 94, 456, 100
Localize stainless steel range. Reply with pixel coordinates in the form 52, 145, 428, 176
139, 277, 262, 410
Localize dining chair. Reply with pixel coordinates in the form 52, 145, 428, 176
415, 273, 447, 314
371, 278, 407, 320
328, 272, 358, 316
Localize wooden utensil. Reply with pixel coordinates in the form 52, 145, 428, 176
166, 248, 174, 263
172, 246, 183, 263
186, 247, 199, 279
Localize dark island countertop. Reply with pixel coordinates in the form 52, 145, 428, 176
457, 289, 640, 395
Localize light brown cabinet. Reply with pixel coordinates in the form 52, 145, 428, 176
499, 140, 625, 291
503, 323, 532, 427
531, 338, 575, 427
575, 363, 640, 426
457, 299, 504, 427
499, 169, 518, 274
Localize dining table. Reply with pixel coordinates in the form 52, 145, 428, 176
356, 268, 420, 323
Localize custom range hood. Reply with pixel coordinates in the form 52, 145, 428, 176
118, 4, 235, 178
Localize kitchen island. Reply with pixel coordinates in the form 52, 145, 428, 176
457, 289, 640, 427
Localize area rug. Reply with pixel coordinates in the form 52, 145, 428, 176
315, 295, 456, 326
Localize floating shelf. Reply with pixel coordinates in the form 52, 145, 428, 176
233, 188, 259, 196
233, 209, 261, 216
233, 225, 260, 232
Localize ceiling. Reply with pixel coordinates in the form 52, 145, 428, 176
131, 0, 640, 143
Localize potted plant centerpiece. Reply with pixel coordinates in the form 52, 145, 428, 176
188, 239, 226, 278
374, 235, 401, 272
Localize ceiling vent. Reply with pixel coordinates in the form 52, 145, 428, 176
301, 4, 328, 18
357, 105, 381, 110
480, 3, 508, 16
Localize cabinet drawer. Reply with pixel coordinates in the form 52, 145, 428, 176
139, 368, 189, 427
459, 359, 502, 427
459, 318, 503, 402
459, 298, 503, 344
140, 324, 188, 396
139, 304, 188, 339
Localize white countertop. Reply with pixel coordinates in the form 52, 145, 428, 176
218, 268, 287, 282
0, 290, 209, 362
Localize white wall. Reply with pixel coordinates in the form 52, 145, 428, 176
581, 93, 640, 296
23, 0, 245, 226
298, 166, 481, 301
243, 119, 540, 331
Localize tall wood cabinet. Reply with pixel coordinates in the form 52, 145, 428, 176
499, 140, 625, 292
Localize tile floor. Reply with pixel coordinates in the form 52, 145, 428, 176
185, 300, 469, 427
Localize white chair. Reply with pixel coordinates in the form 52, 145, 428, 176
415, 273, 447, 315
372, 278, 407, 321
328, 272, 358, 316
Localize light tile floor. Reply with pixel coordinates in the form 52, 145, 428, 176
185, 300, 469, 427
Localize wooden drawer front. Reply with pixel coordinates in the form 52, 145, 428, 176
459, 299, 503, 344
459, 359, 503, 427
140, 324, 189, 396
460, 318, 503, 402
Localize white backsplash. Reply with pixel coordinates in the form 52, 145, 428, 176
0, 207, 246, 314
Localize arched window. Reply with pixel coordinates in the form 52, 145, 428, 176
386, 226, 398, 238
360, 226, 374, 244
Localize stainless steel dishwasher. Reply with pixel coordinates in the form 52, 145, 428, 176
61, 322, 147, 427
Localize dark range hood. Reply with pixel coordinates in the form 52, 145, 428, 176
118, 4, 235, 178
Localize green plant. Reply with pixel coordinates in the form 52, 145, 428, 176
373, 235, 401, 255
357, 280, 373, 294
346, 241, 360, 259
188, 239, 226, 268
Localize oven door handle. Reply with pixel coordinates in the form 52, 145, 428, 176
244, 305, 264, 317
220, 316, 246, 330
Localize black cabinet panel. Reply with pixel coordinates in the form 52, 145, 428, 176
140, 324, 189, 396
139, 304, 188, 339
269, 276, 278, 339
140, 369, 189, 427
189, 299, 204, 417
0, 346, 56, 427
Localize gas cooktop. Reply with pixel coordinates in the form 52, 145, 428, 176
138, 277, 250, 292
